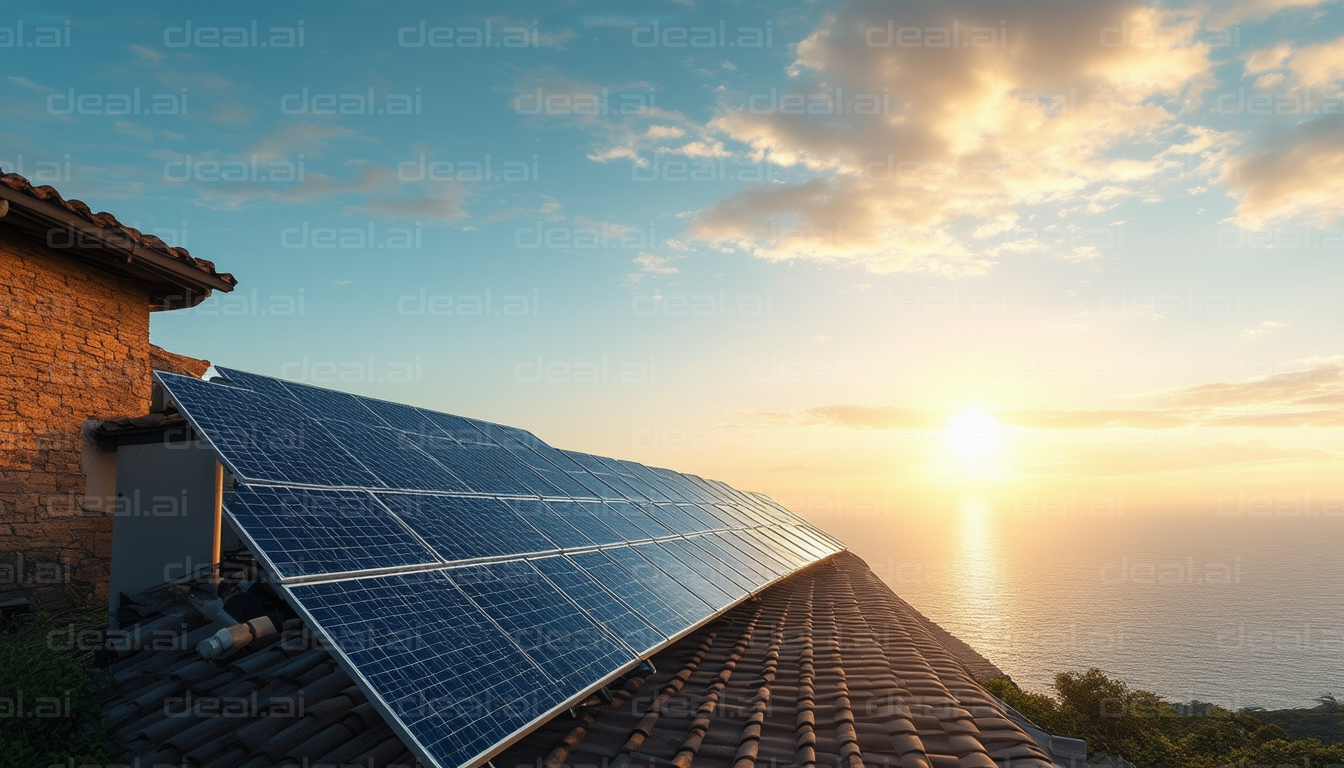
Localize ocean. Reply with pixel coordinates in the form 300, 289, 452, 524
814, 503, 1344, 710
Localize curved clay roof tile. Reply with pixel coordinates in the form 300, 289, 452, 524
0, 165, 236, 286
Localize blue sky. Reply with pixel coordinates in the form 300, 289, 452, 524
5, 0, 1344, 514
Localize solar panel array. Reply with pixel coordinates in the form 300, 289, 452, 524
155, 368, 844, 768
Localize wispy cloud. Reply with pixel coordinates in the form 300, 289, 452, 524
127, 44, 163, 64
735, 355, 1344, 430
1240, 320, 1290, 339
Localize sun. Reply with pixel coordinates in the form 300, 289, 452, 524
947, 410, 999, 460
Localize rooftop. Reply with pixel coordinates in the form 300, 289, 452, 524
97, 553, 1057, 768
0, 167, 235, 309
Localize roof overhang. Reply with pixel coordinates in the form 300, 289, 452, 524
0, 184, 235, 311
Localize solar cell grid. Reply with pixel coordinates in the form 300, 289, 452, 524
160, 373, 380, 487
671, 502, 723, 530
288, 571, 563, 768
447, 560, 635, 693
578, 500, 652, 541
318, 419, 471, 493
692, 502, 742, 529
617, 460, 687, 502
711, 530, 790, 579
454, 422, 604, 499
377, 494, 555, 562
730, 528, 797, 574
637, 543, 736, 610
600, 545, 715, 626
659, 538, 753, 595
601, 499, 674, 539
562, 451, 648, 500
635, 501, 704, 535
528, 555, 666, 657
223, 485, 436, 579
156, 368, 848, 768
591, 455, 666, 500
565, 549, 694, 637
684, 534, 773, 585
742, 527, 809, 569
503, 499, 595, 549
412, 431, 542, 497
533, 499, 625, 546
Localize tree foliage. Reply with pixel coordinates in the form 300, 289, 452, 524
985, 669, 1344, 768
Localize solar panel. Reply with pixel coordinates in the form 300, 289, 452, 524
473, 424, 607, 499
155, 368, 846, 768
447, 560, 635, 691
660, 538, 754, 595
601, 499, 674, 539
223, 485, 437, 579
665, 502, 720, 531
528, 555, 666, 656
531, 499, 625, 546
412, 427, 550, 497
376, 494, 556, 562
287, 570, 564, 768
502, 499, 596, 549
318, 419, 472, 493
617, 460, 687, 501
158, 374, 380, 487
561, 451, 648, 500
635, 501, 705, 535
564, 549, 700, 637
578, 500, 652, 541
636, 542, 737, 609
601, 545, 716, 625
685, 533, 774, 584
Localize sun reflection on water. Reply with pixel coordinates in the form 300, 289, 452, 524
953, 497, 1009, 640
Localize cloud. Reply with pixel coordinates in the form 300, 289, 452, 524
679, 0, 1218, 273
1283, 34, 1344, 87
112, 121, 155, 141
481, 195, 564, 223
1229, 114, 1344, 226
1010, 441, 1332, 478
6, 76, 53, 95
1214, 0, 1340, 23
1240, 319, 1290, 339
508, 69, 725, 169
357, 182, 467, 221
735, 405, 944, 430
486, 16, 576, 50
127, 44, 163, 64
249, 121, 361, 162
1152, 355, 1344, 409
738, 355, 1344, 431
1240, 33, 1344, 90
632, 253, 679, 275
185, 160, 467, 223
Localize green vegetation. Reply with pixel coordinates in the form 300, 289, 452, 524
984, 670, 1344, 768
1245, 695, 1344, 746
0, 607, 118, 768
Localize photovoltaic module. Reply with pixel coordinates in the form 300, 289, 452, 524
156, 367, 844, 768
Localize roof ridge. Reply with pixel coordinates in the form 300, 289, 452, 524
0, 166, 235, 285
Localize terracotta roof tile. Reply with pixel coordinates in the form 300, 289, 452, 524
0, 167, 235, 286
96, 552, 1060, 768
502, 553, 1057, 768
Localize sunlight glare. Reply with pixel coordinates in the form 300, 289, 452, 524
948, 410, 999, 460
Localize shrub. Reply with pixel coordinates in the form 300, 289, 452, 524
0, 608, 118, 767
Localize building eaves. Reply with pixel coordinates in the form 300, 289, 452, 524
0, 167, 236, 309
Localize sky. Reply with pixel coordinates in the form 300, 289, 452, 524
4, 0, 1343, 521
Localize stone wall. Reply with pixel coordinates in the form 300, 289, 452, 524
0, 228, 154, 608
